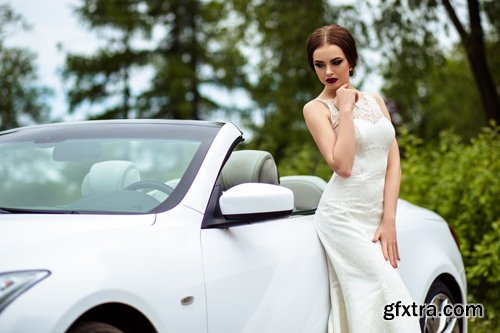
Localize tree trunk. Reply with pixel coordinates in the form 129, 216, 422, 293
465, 44, 500, 122
121, 34, 131, 119
442, 0, 500, 122
189, 0, 200, 120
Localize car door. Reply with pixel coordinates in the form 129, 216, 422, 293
200, 214, 329, 333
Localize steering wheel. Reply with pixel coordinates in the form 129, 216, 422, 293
125, 180, 174, 195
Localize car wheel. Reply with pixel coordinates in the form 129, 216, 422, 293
420, 280, 461, 333
67, 321, 124, 333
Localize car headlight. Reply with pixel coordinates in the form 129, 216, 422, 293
0, 270, 50, 313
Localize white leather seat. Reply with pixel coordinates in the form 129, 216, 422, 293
280, 175, 326, 211
81, 160, 141, 196
221, 150, 279, 191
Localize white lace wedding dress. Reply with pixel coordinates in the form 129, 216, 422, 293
314, 93, 421, 333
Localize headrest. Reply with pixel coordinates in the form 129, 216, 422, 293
82, 160, 141, 196
280, 175, 326, 211
221, 150, 279, 191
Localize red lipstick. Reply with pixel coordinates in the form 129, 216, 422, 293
326, 78, 337, 84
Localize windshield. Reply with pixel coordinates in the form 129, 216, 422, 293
0, 122, 219, 214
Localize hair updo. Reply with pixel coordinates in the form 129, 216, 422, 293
305, 24, 358, 76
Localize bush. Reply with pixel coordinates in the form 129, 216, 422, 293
398, 123, 500, 332
276, 123, 499, 331
278, 140, 332, 179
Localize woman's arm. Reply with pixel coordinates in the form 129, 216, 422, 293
383, 141, 401, 224
303, 86, 357, 178
371, 93, 402, 268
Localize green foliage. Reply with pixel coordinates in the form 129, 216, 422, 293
0, 3, 29, 39
483, 0, 500, 39
63, 0, 248, 120
276, 123, 499, 331
361, 0, 500, 138
398, 123, 500, 331
61, 0, 499, 154
0, 4, 52, 130
239, 0, 500, 160
229, 0, 355, 164
274, 139, 331, 180
382, 42, 500, 141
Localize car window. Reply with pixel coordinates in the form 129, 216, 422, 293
0, 123, 218, 214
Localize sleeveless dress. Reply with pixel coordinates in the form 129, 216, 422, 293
314, 93, 421, 333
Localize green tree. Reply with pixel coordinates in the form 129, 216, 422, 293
0, 4, 52, 130
225, 0, 499, 159
226, 0, 335, 164
382, 42, 500, 140
397, 124, 500, 332
369, 0, 499, 134
63, 0, 247, 120
62, 0, 151, 119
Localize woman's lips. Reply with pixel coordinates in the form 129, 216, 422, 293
326, 78, 337, 84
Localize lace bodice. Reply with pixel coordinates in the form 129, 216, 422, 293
316, 93, 384, 128
315, 92, 395, 180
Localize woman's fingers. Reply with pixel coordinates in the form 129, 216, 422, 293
338, 85, 358, 102
381, 239, 389, 261
339, 82, 350, 90
373, 225, 399, 267
373, 228, 389, 260
388, 244, 394, 267
388, 243, 397, 268
372, 227, 381, 242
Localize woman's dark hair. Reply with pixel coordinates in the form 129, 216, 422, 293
306, 24, 358, 76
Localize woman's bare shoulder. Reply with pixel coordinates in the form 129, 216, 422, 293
362, 91, 386, 104
364, 92, 391, 118
303, 98, 330, 117
365, 91, 383, 102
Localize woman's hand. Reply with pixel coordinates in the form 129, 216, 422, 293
335, 83, 359, 113
372, 220, 400, 268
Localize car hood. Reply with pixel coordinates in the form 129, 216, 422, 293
0, 213, 155, 253
398, 199, 445, 222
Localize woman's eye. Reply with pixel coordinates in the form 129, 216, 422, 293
332, 60, 342, 65
315, 63, 324, 68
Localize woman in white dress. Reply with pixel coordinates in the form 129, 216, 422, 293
303, 24, 422, 332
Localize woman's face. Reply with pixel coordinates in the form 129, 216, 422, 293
312, 44, 351, 92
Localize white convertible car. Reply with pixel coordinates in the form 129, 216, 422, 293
0, 120, 466, 333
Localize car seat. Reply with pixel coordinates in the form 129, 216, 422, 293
81, 160, 141, 196
280, 175, 326, 211
220, 150, 279, 191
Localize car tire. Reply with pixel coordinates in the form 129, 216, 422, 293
67, 321, 125, 333
420, 280, 461, 333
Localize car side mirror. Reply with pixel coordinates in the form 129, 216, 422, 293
219, 183, 294, 221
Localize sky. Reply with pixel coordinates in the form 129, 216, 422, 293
8, 0, 260, 126
8, 0, 456, 126
7, 0, 100, 120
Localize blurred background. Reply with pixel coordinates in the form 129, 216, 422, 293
1, 0, 499, 331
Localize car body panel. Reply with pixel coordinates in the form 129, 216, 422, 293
0, 207, 207, 333
201, 215, 329, 333
179, 122, 242, 214
0, 120, 466, 333
0, 214, 154, 254
396, 200, 466, 305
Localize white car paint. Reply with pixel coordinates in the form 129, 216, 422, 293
0, 121, 466, 333
0, 206, 207, 333
219, 183, 294, 216
395, 201, 467, 304
200, 214, 329, 333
